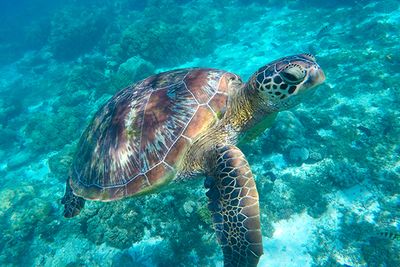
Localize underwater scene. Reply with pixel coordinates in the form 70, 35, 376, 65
0, 0, 399, 266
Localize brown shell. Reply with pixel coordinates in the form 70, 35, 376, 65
69, 68, 237, 201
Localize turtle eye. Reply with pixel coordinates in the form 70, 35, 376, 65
280, 64, 306, 84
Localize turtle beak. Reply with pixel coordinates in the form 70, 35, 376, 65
309, 66, 325, 86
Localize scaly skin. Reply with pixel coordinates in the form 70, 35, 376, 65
181, 54, 325, 267
63, 54, 325, 267
182, 53, 325, 175
180, 78, 275, 175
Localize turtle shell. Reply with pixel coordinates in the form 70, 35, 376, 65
69, 68, 237, 201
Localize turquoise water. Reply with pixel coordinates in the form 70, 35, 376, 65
0, 0, 399, 266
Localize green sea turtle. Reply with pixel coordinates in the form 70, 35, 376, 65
62, 54, 325, 266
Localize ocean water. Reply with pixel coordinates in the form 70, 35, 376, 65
0, 0, 399, 266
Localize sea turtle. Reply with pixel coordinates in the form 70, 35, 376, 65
62, 54, 325, 266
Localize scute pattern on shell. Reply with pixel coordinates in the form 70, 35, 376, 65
69, 68, 234, 200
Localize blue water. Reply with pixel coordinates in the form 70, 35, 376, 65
0, 0, 399, 266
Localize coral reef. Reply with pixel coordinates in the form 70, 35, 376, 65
0, 0, 399, 266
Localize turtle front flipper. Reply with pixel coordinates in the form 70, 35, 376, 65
61, 178, 85, 218
205, 145, 263, 267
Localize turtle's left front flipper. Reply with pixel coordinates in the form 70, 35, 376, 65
205, 144, 263, 267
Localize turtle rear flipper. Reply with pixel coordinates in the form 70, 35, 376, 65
205, 145, 263, 267
62, 179, 85, 218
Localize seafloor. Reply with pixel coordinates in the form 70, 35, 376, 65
0, 0, 399, 266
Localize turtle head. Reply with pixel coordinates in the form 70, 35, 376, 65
248, 54, 325, 111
